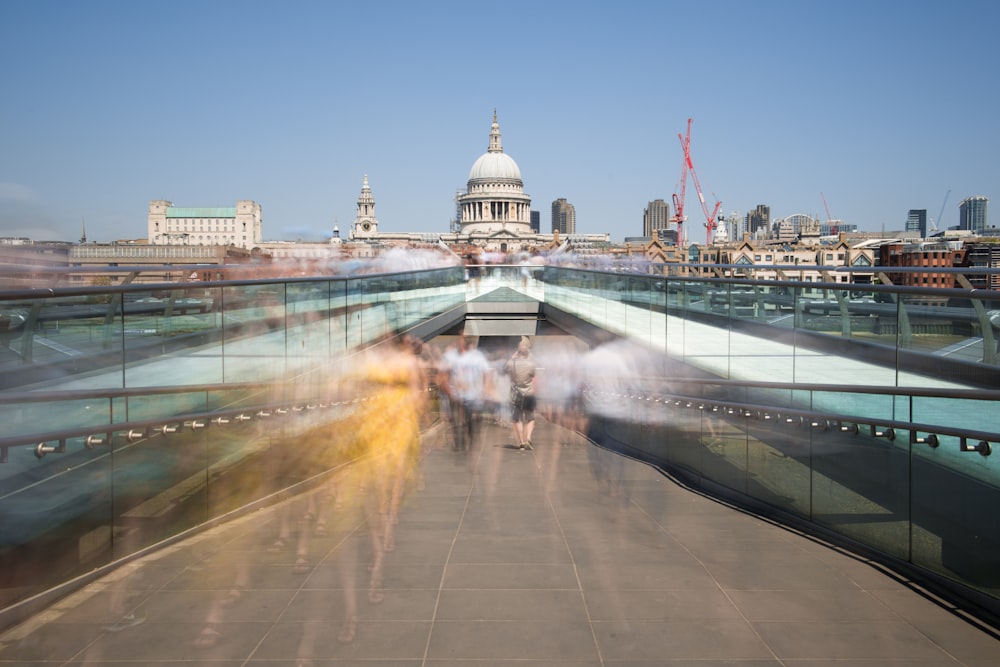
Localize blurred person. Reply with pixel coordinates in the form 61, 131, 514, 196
576, 336, 651, 499
443, 335, 492, 451
464, 255, 481, 293
296, 333, 427, 644
504, 336, 537, 450
353, 335, 426, 555
489, 349, 511, 427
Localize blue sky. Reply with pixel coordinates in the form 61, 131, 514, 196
1, 0, 997, 245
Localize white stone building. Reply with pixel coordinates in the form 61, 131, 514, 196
457, 111, 533, 237
148, 200, 263, 250
348, 112, 608, 256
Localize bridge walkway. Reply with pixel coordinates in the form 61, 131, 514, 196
1, 415, 998, 665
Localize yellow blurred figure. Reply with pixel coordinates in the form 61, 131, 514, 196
350, 335, 425, 520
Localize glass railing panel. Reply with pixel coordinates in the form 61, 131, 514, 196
110, 426, 210, 559
699, 410, 749, 495
909, 423, 1000, 597
125, 283, 223, 387
678, 283, 732, 376
123, 285, 225, 388
809, 426, 911, 560
624, 275, 656, 347
656, 406, 703, 475
219, 283, 288, 384
898, 292, 976, 356
908, 389, 999, 601
344, 278, 366, 350
0, 423, 115, 608
743, 418, 811, 517
15, 293, 127, 391
898, 291, 1000, 387
285, 280, 334, 376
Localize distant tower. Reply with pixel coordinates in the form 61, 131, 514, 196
530, 210, 540, 234
906, 209, 927, 237
959, 196, 989, 233
351, 174, 378, 239
80, 219, 87, 244
720, 209, 742, 242
643, 199, 670, 237
551, 198, 576, 234
747, 204, 770, 238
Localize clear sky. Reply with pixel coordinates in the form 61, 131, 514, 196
1, 0, 997, 245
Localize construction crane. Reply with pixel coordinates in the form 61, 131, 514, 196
930, 189, 950, 234
670, 119, 691, 245
677, 118, 722, 244
821, 192, 837, 234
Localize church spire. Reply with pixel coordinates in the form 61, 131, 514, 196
488, 109, 503, 154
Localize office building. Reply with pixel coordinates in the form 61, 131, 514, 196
906, 209, 928, 237
552, 198, 576, 235
747, 204, 770, 238
960, 196, 989, 233
643, 199, 670, 237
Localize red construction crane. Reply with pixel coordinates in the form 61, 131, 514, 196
678, 118, 722, 244
670, 119, 691, 245
821, 192, 836, 234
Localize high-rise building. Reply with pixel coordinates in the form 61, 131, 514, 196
552, 198, 576, 234
530, 210, 540, 233
959, 196, 989, 233
643, 199, 670, 237
906, 209, 927, 237
746, 204, 770, 238
721, 210, 742, 243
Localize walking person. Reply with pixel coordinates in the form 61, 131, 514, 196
504, 336, 537, 451
444, 335, 492, 451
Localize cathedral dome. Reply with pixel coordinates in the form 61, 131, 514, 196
458, 111, 532, 238
467, 111, 522, 183
469, 151, 521, 181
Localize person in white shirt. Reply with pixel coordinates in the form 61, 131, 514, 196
444, 335, 492, 451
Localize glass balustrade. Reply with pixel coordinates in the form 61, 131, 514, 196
0, 266, 465, 610
1, 261, 998, 624
543, 264, 1000, 613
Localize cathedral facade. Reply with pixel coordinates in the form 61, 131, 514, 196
346, 112, 609, 256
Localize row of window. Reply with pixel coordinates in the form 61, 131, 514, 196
71, 246, 220, 258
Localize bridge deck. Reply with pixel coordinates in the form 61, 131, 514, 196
1, 417, 998, 665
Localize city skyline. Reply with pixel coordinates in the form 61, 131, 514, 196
1, 1, 997, 245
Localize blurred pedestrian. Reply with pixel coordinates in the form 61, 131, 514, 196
504, 336, 537, 451
444, 335, 492, 451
